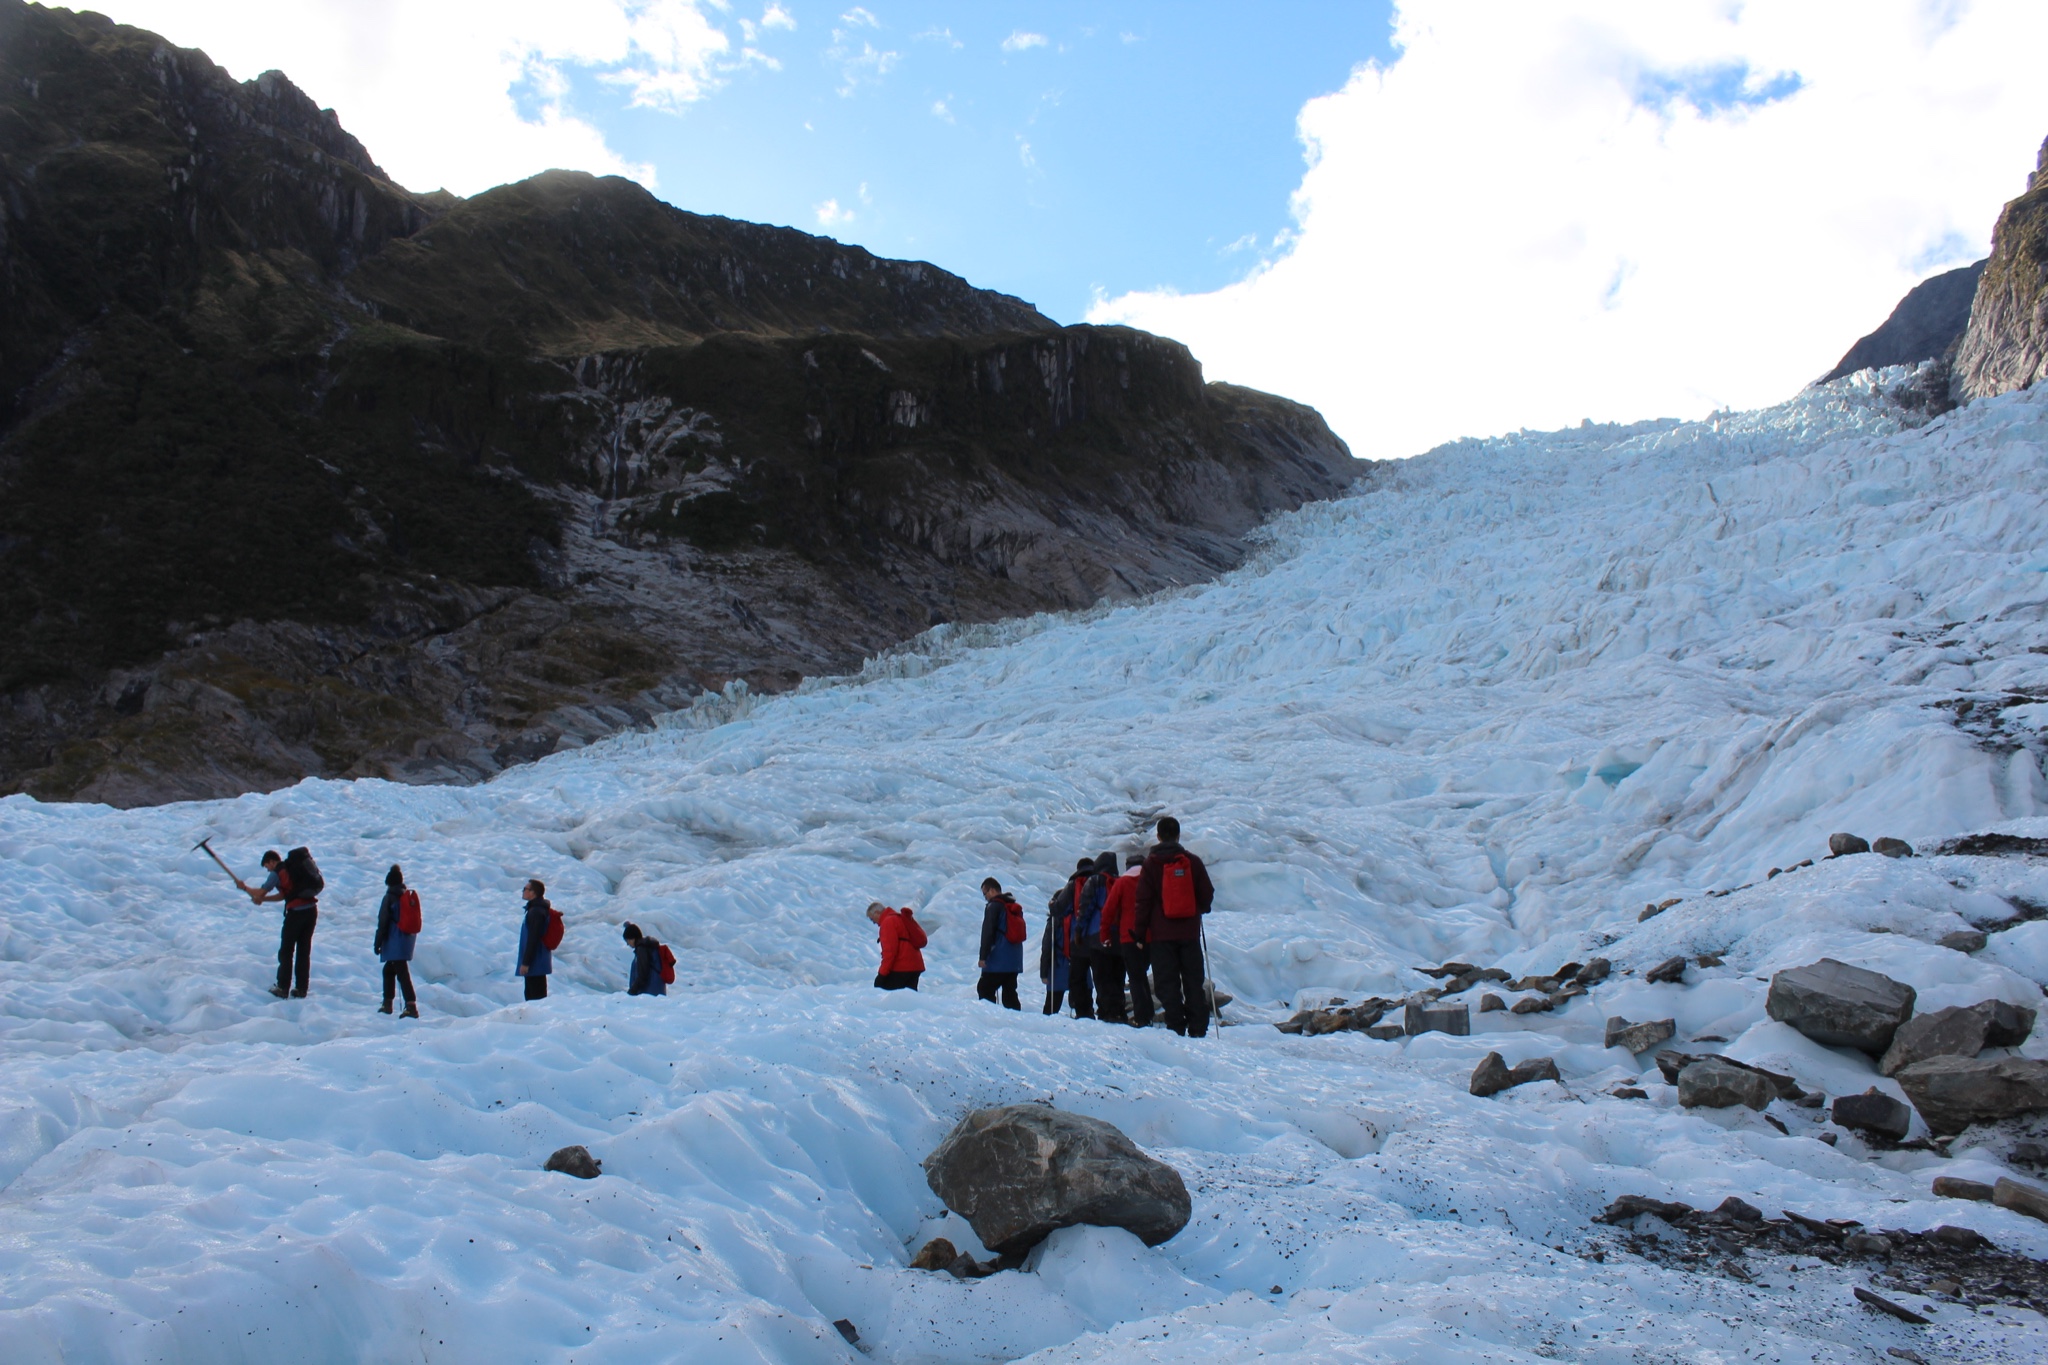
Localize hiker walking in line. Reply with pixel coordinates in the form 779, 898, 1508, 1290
516, 879, 558, 1000
374, 864, 420, 1017
1065, 854, 1114, 1019
1095, 852, 1151, 1026
975, 878, 1025, 1010
1040, 856, 1092, 1015
622, 922, 672, 996
869, 901, 927, 991
248, 846, 324, 999
1136, 817, 1215, 1037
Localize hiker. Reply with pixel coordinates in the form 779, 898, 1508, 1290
622, 922, 671, 996
1095, 852, 1152, 1026
1040, 856, 1092, 1015
869, 901, 927, 990
374, 864, 420, 1017
248, 846, 323, 999
975, 878, 1025, 1009
516, 879, 556, 1000
1135, 817, 1215, 1037
1067, 854, 1114, 1019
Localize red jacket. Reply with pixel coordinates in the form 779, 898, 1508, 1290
878, 907, 927, 975
1101, 869, 1143, 947
1135, 842, 1214, 943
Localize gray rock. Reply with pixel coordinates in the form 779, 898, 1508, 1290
1510, 996, 1554, 1015
1576, 957, 1612, 986
1993, 1176, 2048, 1224
1402, 1001, 1470, 1037
544, 1145, 602, 1179
1939, 928, 1989, 954
1843, 1231, 1894, 1256
1828, 832, 1871, 857
1478, 993, 1506, 1013
1895, 1055, 2048, 1134
1470, 1052, 1562, 1097
1594, 1194, 1692, 1224
1764, 959, 1916, 1055
1645, 956, 1687, 985
1654, 1050, 1799, 1099
908, 1237, 958, 1271
1880, 1000, 2037, 1076
1930, 1175, 1994, 1201
1710, 1196, 1762, 1223
922, 1105, 1191, 1256
1678, 1057, 1778, 1110
1639, 899, 1680, 923
1872, 837, 1913, 858
1831, 1088, 1913, 1141
1604, 1016, 1676, 1054
1364, 1023, 1405, 1040
1929, 1224, 1992, 1250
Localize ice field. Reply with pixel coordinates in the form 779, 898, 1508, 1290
6, 367, 2048, 1361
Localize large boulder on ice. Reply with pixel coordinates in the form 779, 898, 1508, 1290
543, 1145, 601, 1179
1677, 1057, 1777, 1111
922, 1105, 1191, 1256
1828, 832, 1871, 856
1831, 1088, 1913, 1141
1879, 1000, 2035, 1076
1764, 959, 1915, 1055
1895, 1056, 2048, 1134
1470, 1051, 1561, 1097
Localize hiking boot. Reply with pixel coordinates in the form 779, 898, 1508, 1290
290, 989, 308, 998
269, 985, 290, 999
378, 1001, 393, 1014
401, 1003, 419, 1019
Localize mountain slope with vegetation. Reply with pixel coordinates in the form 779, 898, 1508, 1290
0, 0, 1355, 805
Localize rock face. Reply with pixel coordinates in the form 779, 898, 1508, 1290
1894, 1056, 2048, 1134
1470, 1052, 1561, 1097
1764, 959, 1915, 1055
1817, 261, 1986, 386
1831, 1089, 1913, 1142
1678, 1058, 1778, 1111
0, 1, 1356, 805
1879, 1000, 2036, 1076
1604, 1017, 1676, 1055
1953, 134, 2048, 403
922, 1105, 1191, 1257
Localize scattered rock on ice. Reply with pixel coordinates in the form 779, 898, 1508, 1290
1894, 1056, 2048, 1133
1939, 928, 1989, 953
1993, 1176, 2048, 1224
1604, 1016, 1676, 1054
1470, 1051, 1561, 1097
1575, 957, 1612, 986
1510, 996, 1554, 1015
1645, 956, 1687, 985
1678, 1057, 1778, 1110
1879, 1000, 2036, 1076
1402, 1000, 1470, 1036
921, 1104, 1192, 1256
1595, 1194, 1693, 1224
1830, 1088, 1913, 1142
1479, 993, 1506, 1013
1931, 1175, 1995, 1201
544, 1145, 602, 1179
1765, 959, 1916, 1055
1872, 837, 1914, 858
1828, 832, 1872, 857
1638, 899, 1681, 923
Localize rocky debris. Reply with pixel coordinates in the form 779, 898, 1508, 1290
921, 1104, 1191, 1256
1576, 957, 1612, 986
1832, 1089, 1914, 1142
1880, 1000, 2037, 1076
1678, 1057, 1778, 1110
1939, 929, 1989, 953
1415, 962, 1476, 978
1364, 1023, 1405, 1041
1707, 1196, 1763, 1223
1765, 959, 1916, 1055
1604, 1017, 1676, 1054
909, 1237, 957, 1270
1931, 1176, 1995, 1201
1645, 956, 1687, 985
1853, 1286, 1929, 1324
1829, 832, 1872, 857
1510, 995, 1554, 1015
1479, 993, 1506, 1013
1470, 1052, 1562, 1097
1614, 1086, 1648, 1099
544, 1145, 602, 1179
1403, 1001, 1471, 1037
1695, 952, 1725, 968
1653, 1050, 1801, 1101
1596, 1194, 1694, 1224
1275, 997, 1394, 1036
1895, 1056, 2048, 1134
1639, 898, 1681, 922
1873, 837, 1914, 858
1995, 1176, 2048, 1223
1930, 1225, 1992, 1251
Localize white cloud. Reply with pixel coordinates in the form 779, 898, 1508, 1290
815, 197, 854, 227
91, 1, 791, 196
759, 4, 795, 30
839, 6, 878, 27
931, 96, 954, 122
1089, 0, 2048, 459
1002, 31, 1048, 53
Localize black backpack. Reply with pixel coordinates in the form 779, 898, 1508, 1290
283, 847, 324, 900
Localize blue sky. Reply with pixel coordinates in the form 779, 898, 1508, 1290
542, 4, 1395, 322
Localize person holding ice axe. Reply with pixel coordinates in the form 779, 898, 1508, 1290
196, 837, 324, 998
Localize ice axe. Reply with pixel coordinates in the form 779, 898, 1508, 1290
193, 835, 248, 892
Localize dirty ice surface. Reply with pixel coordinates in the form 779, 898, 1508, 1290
6, 369, 2048, 1362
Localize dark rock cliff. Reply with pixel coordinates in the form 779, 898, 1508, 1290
1817, 260, 1985, 386
0, 2, 1357, 805
1953, 134, 2048, 402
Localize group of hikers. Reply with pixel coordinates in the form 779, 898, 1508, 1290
212, 817, 1210, 1035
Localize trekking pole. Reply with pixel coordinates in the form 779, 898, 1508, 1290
193, 836, 248, 891
1200, 917, 1219, 1043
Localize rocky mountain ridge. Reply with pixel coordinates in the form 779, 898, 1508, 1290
1953, 134, 2048, 403
0, 1, 1356, 805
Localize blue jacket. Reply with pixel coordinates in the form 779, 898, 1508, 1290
978, 895, 1024, 974
517, 899, 553, 977
627, 939, 667, 996
374, 888, 417, 963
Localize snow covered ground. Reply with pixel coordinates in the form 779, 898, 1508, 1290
5, 367, 2048, 1362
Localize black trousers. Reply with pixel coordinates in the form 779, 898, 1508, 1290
976, 971, 1020, 1010
1122, 943, 1155, 1026
1095, 942, 1150, 1024
524, 973, 548, 1000
276, 906, 317, 995
875, 971, 921, 991
382, 960, 416, 1005
1149, 938, 1207, 1037
1064, 950, 1096, 1019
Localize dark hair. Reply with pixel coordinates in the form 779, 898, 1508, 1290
386, 864, 404, 889
526, 878, 546, 897
1095, 851, 1118, 875
622, 922, 642, 942
981, 877, 1002, 893
1157, 816, 1181, 842
261, 850, 282, 866
1075, 856, 1094, 872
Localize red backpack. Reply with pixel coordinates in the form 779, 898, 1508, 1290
900, 910, 928, 950
1002, 898, 1028, 944
542, 906, 565, 950
397, 889, 422, 935
657, 942, 677, 985
1160, 854, 1199, 919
